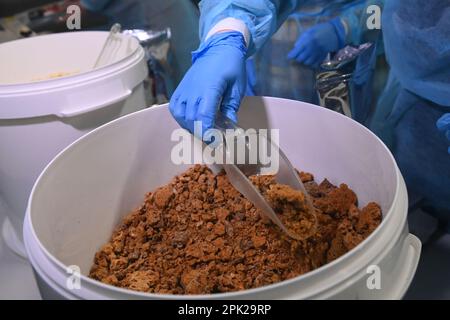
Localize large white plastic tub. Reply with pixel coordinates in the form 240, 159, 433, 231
0, 31, 148, 256
24, 97, 421, 299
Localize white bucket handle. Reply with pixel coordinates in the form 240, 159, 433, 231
57, 89, 132, 118
387, 233, 422, 299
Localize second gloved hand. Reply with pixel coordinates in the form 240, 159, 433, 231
287, 17, 346, 69
169, 31, 247, 137
437, 113, 450, 155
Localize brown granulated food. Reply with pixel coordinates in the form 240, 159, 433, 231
262, 181, 316, 239
89, 165, 382, 294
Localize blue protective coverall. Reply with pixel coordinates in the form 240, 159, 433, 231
171, 0, 450, 221
245, 0, 368, 101
372, 0, 450, 222
283, 0, 386, 122
193, 0, 386, 126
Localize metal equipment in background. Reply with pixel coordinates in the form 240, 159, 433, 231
315, 42, 378, 125
123, 28, 173, 105
0, 0, 175, 106
0, 1, 108, 38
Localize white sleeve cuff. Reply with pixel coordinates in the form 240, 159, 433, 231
205, 17, 250, 47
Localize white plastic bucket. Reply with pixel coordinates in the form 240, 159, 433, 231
24, 97, 421, 299
0, 31, 148, 256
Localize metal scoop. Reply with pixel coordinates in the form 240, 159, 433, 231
93, 23, 122, 69
213, 112, 317, 240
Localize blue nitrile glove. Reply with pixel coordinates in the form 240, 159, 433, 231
287, 17, 346, 69
437, 113, 450, 155
169, 31, 247, 137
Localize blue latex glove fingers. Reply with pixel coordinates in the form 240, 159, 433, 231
196, 88, 224, 134
294, 45, 324, 68
221, 64, 247, 124
287, 31, 310, 62
170, 91, 189, 130
437, 113, 450, 154
303, 49, 325, 68
184, 96, 199, 123
296, 48, 311, 63
169, 31, 247, 138
436, 113, 450, 131
287, 37, 307, 60
287, 28, 327, 67
287, 18, 346, 69
288, 45, 318, 68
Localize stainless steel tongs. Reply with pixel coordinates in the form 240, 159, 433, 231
213, 112, 317, 240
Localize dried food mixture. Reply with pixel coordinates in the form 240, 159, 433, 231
89, 165, 382, 294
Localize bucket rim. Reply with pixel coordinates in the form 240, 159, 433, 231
24, 97, 405, 299
0, 31, 142, 93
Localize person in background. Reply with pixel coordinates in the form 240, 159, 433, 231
169, 0, 450, 232
245, 0, 373, 103
80, 0, 199, 86
286, 0, 387, 125
372, 1, 450, 232
287, 0, 383, 68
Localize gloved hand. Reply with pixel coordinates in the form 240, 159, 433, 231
436, 113, 450, 154
287, 17, 346, 69
169, 31, 247, 137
